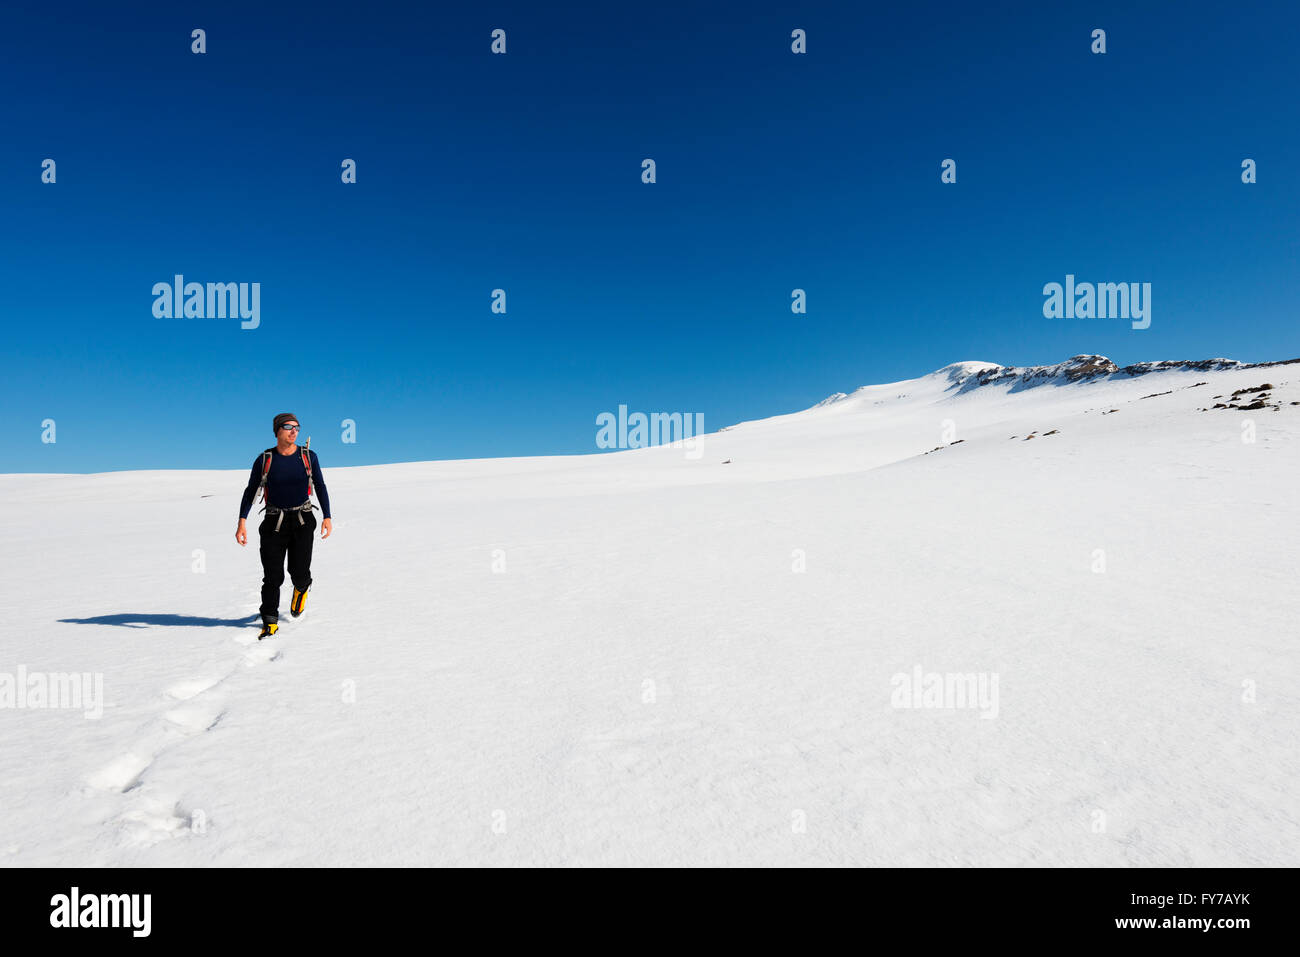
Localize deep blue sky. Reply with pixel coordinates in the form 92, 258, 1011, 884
2, 0, 1296, 472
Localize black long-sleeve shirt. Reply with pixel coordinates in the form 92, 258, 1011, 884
239, 447, 331, 520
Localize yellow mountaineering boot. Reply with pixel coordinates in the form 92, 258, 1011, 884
291, 587, 308, 618
258, 621, 278, 640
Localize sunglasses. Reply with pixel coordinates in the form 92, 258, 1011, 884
279, 424, 300, 432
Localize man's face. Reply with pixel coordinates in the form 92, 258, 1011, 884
279, 422, 299, 440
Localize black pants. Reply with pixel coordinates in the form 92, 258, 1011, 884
258, 510, 315, 623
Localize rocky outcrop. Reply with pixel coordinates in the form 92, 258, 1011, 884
953, 355, 1300, 393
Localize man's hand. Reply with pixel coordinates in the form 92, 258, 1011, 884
236, 519, 248, 546
321, 518, 333, 540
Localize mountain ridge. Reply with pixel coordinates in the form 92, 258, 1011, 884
812, 354, 1300, 408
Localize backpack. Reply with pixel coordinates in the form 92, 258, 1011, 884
258, 436, 314, 508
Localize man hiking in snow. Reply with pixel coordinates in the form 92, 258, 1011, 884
235, 413, 332, 639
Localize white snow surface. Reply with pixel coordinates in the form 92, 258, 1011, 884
2, 358, 1298, 866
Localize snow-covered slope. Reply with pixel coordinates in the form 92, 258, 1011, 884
1, 356, 1297, 866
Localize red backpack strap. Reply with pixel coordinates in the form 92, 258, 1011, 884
258, 449, 274, 503
301, 448, 314, 498
300, 437, 314, 499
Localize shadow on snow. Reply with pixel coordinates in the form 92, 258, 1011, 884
58, 613, 260, 629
